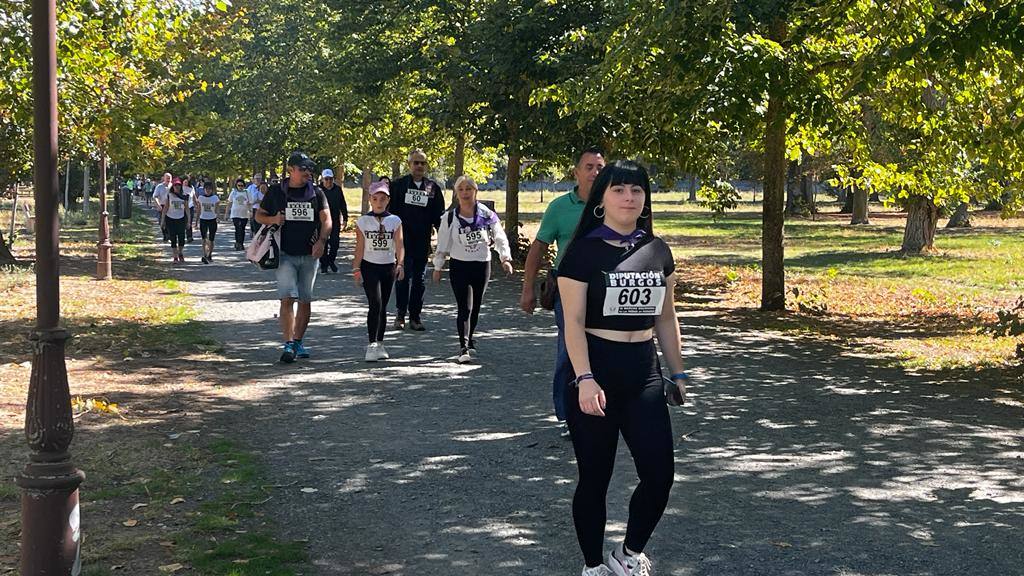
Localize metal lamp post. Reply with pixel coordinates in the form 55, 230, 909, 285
17, 0, 86, 572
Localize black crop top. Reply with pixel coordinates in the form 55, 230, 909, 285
557, 236, 675, 331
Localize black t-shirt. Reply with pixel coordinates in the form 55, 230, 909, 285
261, 184, 328, 256
320, 183, 349, 227
557, 236, 675, 331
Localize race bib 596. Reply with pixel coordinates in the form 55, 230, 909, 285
286, 202, 314, 221
602, 271, 666, 316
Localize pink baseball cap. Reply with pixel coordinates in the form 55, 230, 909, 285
369, 180, 390, 196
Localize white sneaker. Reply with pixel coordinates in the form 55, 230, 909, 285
376, 344, 390, 360
582, 565, 614, 576
607, 548, 652, 576
457, 347, 472, 364
365, 343, 378, 362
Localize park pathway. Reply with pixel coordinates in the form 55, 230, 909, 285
162, 205, 1023, 575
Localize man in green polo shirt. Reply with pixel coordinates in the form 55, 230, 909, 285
520, 147, 606, 435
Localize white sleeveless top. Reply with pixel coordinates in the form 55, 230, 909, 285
356, 213, 402, 265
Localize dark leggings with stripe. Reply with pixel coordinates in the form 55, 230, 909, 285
567, 334, 675, 568
448, 259, 489, 348
361, 261, 396, 342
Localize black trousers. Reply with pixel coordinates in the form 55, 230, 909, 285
200, 219, 217, 242
320, 226, 341, 269
394, 253, 427, 320
232, 218, 248, 245
566, 334, 674, 568
166, 216, 187, 250
186, 208, 194, 241
250, 209, 260, 238
361, 261, 396, 342
448, 259, 489, 348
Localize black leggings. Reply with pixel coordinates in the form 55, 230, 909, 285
232, 218, 248, 245
250, 209, 260, 238
200, 219, 217, 242
360, 261, 396, 343
566, 334, 674, 568
166, 216, 187, 250
449, 259, 489, 348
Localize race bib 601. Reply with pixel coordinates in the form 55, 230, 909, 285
602, 271, 666, 316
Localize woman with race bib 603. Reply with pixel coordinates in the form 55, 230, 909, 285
354, 179, 405, 362
557, 160, 688, 576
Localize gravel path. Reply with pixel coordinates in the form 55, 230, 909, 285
160, 207, 1024, 575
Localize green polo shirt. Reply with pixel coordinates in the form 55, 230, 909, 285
536, 186, 585, 267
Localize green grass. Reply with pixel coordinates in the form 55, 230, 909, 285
179, 439, 308, 574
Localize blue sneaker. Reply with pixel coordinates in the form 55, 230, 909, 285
294, 340, 310, 359
279, 341, 296, 364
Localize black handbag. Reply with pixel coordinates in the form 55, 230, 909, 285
539, 272, 558, 311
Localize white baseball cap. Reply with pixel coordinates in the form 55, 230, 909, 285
322, 168, 335, 179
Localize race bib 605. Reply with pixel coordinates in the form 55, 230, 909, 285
602, 271, 666, 316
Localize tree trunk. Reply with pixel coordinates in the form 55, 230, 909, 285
850, 187, 870, 225
9, 183, 19, 242
761, 20, 787, 312
839, 188, 855, 213
454, 133, 466, 180
506, 148, 522, 259
361, 167, 371, 214
686, 174, 698, 203
82, 162, 90, 215
391, 160, 401, 181
784, 161, 799, 215
946, 201, 971, 228
900, 196, 939, 254
801, 174, 815, 213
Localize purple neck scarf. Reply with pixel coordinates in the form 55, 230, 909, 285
456, 202, 499, 230
586, 224, 647, 248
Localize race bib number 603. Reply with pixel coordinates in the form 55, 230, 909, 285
286, 201, 314, 221
602, 271, 666, 316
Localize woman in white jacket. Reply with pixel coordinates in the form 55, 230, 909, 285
432, 175, 514, 363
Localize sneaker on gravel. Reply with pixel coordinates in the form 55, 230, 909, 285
394, 316, 406, 330
582, 565, 614, 576
376, 344, 390, 360
409, 319, 426, 331
294, 341, 310, 359
457, 347, 472, 364
560, 422, 572, 439
280, 342, 297, 364
365, 343, 378, 362
608, 548, 652, 576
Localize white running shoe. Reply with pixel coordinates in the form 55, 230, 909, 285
582, 565, 614, 576
607, 548, 652, 576
457, 347, 472, 364
365, 343, 378, 362
376, 344, 390, 360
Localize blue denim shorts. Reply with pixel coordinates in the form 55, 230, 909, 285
276, 253, 319, 302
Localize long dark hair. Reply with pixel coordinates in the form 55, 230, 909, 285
566, 160, 654, 253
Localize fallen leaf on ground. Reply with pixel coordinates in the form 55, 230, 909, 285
169, 497, 186, 505
122, 519, 138, 527
300, 487, 318, 493
158, 564, 184, 573
131, 503, 148, 510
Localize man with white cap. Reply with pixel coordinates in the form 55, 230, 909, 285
319, 167, 349, 273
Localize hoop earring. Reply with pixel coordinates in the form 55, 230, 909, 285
593, 205, 605, 218
639, 206, 651, 219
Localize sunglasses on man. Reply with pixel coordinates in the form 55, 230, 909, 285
411, 160, 427, 166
